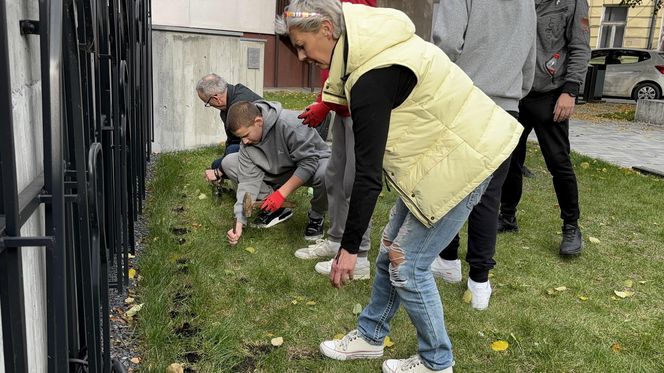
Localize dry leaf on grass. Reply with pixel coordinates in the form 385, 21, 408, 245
244, 247, 256, 254
610, 342, 622, 352
623, 279, 633, 288
128, 268, 137, 279
271, 337, 284, 347
198, 193, 207, 200
490, 340, 509, 351
352, 303, 363, 315
306, 301, 316, 306
463, 290, 472, 303
124, 297, 135, 304
384, 336, 395, 348
126, 303, 144, 318
130, 357, 140, 364
589, 236, 601, 244
166, 363, 184, 373
614, 290, 635, 298
554, 286, 568, 292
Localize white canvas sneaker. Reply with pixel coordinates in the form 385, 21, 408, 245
430, 258, 461, 283
314, 258, 371, 280
320, 330, 384, 360
382, 354, 453, 373
467, 278, 492, 310
294, 239, 340, 259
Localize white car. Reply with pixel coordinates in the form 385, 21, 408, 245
589, 48, 664, 100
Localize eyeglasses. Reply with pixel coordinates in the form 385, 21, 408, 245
204, 95, 216, 108
283, 11, 321, 18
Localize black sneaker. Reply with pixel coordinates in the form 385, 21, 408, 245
252, 208, 293, 228
559, 224, 583, 256
497, 214, 519, 233
304, 214, 324, 241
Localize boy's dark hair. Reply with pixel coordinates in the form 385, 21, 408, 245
227, 101, 262, 133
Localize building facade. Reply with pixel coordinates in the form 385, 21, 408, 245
589, 0, 663, 50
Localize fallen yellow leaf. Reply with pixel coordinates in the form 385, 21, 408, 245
166, 362, 184, 373
623, 279, 633, 288
128, 253, 136, 259
610, 342, 621, 352
638, 280, 647, 284
306, 301, 316, 306
244, 247, 256, 254
128, 268, 137, 279
463, 290, 472, 304
124, 297, 135, 304
614, 290, 634, 299
352, 303, 363, 315
554, 286, 568, 292
578, 296, 588, 301
490, 340, 509, 351
580, 162, 590, 169
291, 300, 298, 305
589, 236, 600, 244
384, 336, 395, 348
130, 357, 140, 364
126, 303, 144, 318
271, 337, 284, 346
198, 193, 207, 200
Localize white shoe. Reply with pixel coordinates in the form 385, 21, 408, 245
467, 278, 492, 310
320, 330, 384, 360
314, 258, 371, 280
294, 239, 340, 259
430, 258, 461, 283
382, 354, 453, 373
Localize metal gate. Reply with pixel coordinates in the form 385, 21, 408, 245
0, 0, 152, 371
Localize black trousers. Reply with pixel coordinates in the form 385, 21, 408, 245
440, 111, 517, 283
500, 89, 580, 225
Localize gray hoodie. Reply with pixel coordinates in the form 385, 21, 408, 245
432, 0, 537, 111
233, 100, 330, 223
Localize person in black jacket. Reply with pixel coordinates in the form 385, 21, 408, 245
196, 73, 262, 182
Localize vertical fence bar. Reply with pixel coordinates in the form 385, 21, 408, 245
0, 0, 29, 371
39, 0, 69, 370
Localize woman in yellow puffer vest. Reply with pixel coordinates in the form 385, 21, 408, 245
276, 1, 522, 372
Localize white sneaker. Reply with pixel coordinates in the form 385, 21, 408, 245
314, 258, 371, 280
294, 239, 340, 259
382, 354, 453, 373
467, 278, 492, 310
430, 258, 461, 283
320, 330, 384, 360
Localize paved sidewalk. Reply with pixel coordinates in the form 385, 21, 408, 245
528, 119, 664, 175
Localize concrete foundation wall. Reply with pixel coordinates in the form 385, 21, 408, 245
152, 29, 265, 152
2, 0, 48, 371
635, 99, 664, 125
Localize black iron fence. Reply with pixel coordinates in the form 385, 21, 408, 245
0, 0, 152, 371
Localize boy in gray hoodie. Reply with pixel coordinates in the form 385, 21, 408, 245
223, 100, 331, 245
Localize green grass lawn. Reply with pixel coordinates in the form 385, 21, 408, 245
136, 93, 664, 372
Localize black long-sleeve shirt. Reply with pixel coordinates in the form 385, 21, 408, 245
340, 65, 417, 253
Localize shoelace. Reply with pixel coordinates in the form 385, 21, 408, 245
401, 355, 423, 370
339, 330, 359, 350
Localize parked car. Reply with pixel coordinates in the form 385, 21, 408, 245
589, 48, 664, 100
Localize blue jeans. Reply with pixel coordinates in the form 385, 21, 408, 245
357, 177, 490, 370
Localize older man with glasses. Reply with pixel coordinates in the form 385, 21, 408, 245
196, 73, 262, 182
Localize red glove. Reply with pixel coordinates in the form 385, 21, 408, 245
260, 190, 285, 212
298, 102, 331, 127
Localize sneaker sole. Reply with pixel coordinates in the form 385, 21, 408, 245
432, 272, 462, 283
319, 344, 383, 361
294, 250, 337, 260
304, 233, 324, 241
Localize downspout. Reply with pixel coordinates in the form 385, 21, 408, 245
647, 1, 658, 49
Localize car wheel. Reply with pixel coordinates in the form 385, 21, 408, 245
632, 82, 661, 101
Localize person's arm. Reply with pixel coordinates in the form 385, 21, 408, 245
330, 65, 416, 288
431, 0, 469, 62
562, 0, 591, 96
522, 19, 537, 99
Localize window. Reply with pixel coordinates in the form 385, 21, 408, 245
614, 50, 650, 64
590, 50, 609, 65
599, 7, 628, 48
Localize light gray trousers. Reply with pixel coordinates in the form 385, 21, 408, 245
325, 114, 371, 255
222, 152, 328, 219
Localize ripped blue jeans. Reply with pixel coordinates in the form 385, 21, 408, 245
357, 177, 490, 370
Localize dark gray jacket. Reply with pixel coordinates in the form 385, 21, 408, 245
233, 101, 330, 223
532, 0, 591, 95
221, 83, 262, 146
